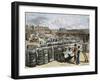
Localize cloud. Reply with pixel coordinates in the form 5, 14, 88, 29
26, 15, 48, 25
26, 12, 89, 29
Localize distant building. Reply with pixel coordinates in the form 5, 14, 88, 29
56, 28, 89, 43
34, 25, 52, 34
25, 25, 52, 40
25, 25, 35, 41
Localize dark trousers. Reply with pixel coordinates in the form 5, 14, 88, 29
76, 53, 80, 64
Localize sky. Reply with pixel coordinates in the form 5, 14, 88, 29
25, 12, 89, 29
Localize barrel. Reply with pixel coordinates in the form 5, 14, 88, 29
36, 48, 45, 65
43, 48, 49, 64
25, 50, 37, 67
48, 47, 54, 62
54, 45, 65, 62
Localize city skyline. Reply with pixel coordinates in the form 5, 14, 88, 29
25, 12, 89, 30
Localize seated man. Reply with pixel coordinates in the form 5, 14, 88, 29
64, 47, 74, 62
